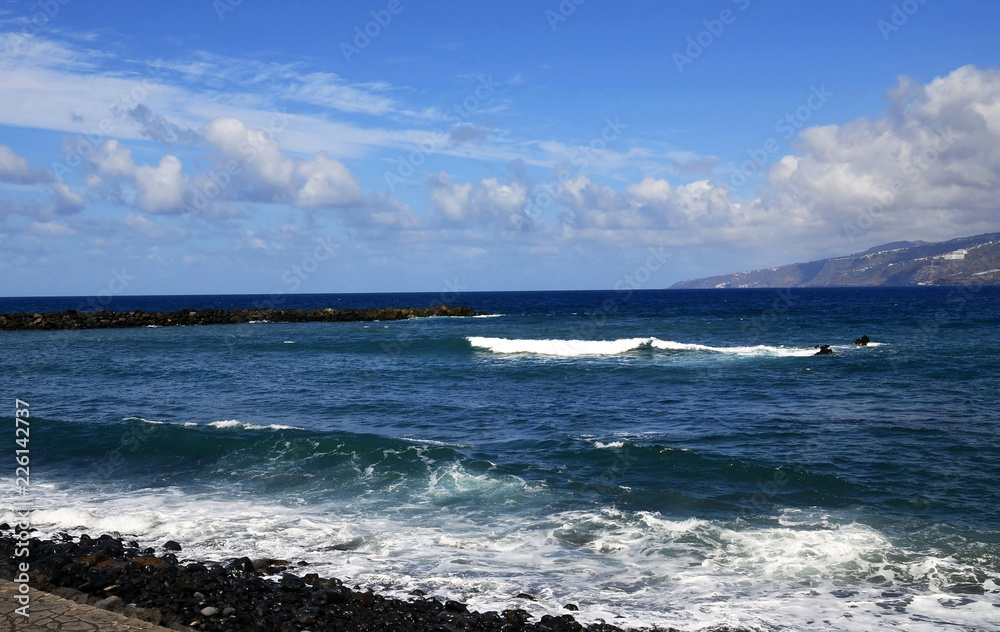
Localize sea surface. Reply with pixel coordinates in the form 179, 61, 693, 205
2, 288, 999, 631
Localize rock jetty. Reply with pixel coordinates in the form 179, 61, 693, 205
0, 305, 485, 331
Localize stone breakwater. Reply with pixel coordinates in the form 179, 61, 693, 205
0, 305, 485, 331
0, 532, 760, 632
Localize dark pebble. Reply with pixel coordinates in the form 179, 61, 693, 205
163, 540, 182, 551
0, 532, 758, 632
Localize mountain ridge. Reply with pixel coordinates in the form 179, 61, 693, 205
671, 232, 1000, 288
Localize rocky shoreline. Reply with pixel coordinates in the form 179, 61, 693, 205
0, 305, 485, 331
0, 532, 754, 632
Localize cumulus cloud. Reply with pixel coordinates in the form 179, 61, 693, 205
427, 172, 529, 227
0, 145, 51, 184
86, 117, 363, 215
87, 140, 189, 214
202, 116, 362, 208
134, 155, 186, 213
295, 154, 363, 208
551, 65, 1000, 249
0, 144, 83, 218
755, 65, 1000, 241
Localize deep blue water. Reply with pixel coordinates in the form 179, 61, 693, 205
2, 288, 999, 631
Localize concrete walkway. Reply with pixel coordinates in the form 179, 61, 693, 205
0, 581, 179, 632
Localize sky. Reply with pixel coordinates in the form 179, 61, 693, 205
1, 0, 1000, 296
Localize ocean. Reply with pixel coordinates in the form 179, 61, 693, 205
2, 288, 999, 631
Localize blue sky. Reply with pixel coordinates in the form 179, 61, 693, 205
2, 0, 1000, 296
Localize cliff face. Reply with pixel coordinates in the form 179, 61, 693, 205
672, 233, 1000, 289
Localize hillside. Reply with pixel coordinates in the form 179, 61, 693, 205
671, 232, 1000, 288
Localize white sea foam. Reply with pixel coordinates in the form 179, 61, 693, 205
6, 476, 996, 632
594, 441, 626, 449
402, 437, 473, 448
207, 419, 302, 430
208, 419, 243, 429
123, 416, 164, 425
467, 336, 819, 358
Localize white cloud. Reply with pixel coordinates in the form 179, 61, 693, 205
287, 72, 399, 116
134, 155, 186, 213
86, 118, 362, 214
0, 144, 82, 218
0, 144, 49, 183
203, 116, 296, 192
203, 116, 362, 208
89, 140, 136, 178
87, 140, 188, 214
295, 153, 363, 208
29, 221, 76, 236
428, 173, 473, 221
427, 172, 529, 226
755, 65, 1000, 242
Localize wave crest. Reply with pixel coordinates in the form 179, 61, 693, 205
467, 336, 820, 358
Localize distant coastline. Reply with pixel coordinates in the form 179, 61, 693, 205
0, 305, 485, 331
672, 231, 1000, 288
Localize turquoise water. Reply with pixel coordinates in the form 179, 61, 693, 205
2, 288, 999, 630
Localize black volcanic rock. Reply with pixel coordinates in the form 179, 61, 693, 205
0, 533, 755, 632
0, 305, 486, 331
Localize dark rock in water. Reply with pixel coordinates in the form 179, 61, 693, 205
814, 344, 834, 355
517, 592, 537, 600
0, 304, 489, 330
565, 603, 580, 611
163, 540, 182, 551
225, 556, 256, 575
854, 334, 872, 346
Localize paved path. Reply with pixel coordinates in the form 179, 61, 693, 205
0, 581, 178, 632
